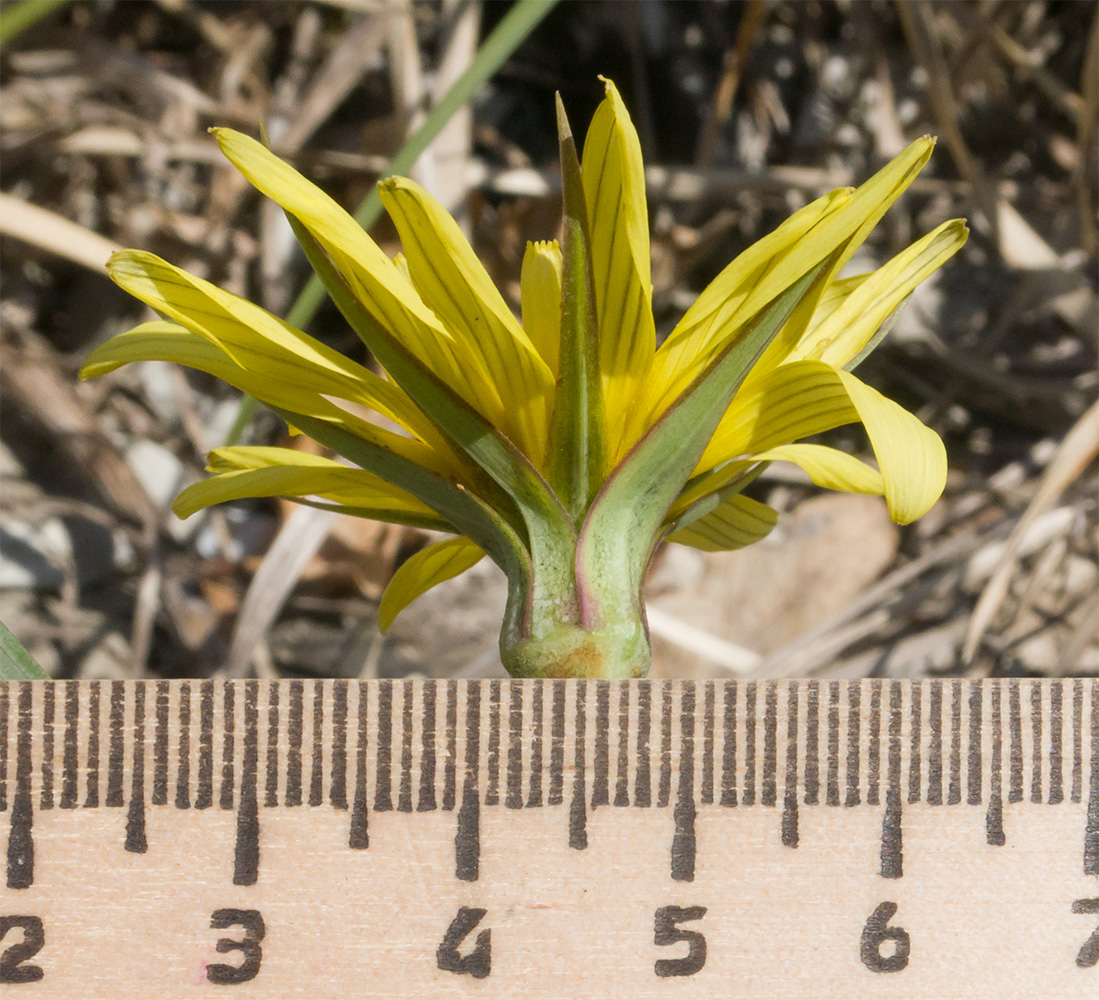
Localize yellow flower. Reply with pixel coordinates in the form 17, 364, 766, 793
81, 79, 966, 678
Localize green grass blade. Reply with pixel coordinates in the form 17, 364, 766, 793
0, 0, 70, 47
0, 620, 50, 679
225, 0, 560, 445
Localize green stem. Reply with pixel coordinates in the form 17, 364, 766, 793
499, 537, 649, 679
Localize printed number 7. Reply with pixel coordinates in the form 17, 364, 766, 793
1072, 899, 1099, 969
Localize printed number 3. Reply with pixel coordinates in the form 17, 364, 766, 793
207, 909, 265, 985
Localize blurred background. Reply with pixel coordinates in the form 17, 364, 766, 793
0, 0, 1095, 682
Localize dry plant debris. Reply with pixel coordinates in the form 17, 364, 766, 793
1, 0, 1095, 681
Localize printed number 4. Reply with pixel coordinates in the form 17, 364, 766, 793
437, 907, 491, 979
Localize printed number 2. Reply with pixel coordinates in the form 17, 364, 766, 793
860, 902, 910, 973
654, 906, 707, 977
1073, 899, 1099, 969
0, 916, 44, 984
206, 909, 265, 985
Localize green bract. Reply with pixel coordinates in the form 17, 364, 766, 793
82, 79, 966, 678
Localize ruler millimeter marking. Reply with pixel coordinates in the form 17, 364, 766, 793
3, 678, 1097, 890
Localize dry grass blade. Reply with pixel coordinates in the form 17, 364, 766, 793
223, 505, 338, 677
695, 0, 767, 167
1079, 10, 1099, 257
0, 343, 157, 539
273, 13, 390, 155
424, 0, 481, 217
646, 605, 761, 675
896, 0, 994, 225
986, 22, 1081, 125
0, 192, 122, 272
962, 398, 1099, 663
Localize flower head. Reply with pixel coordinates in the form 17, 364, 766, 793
82, 79, 966, 678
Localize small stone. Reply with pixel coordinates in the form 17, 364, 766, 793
0, 516, 69, 590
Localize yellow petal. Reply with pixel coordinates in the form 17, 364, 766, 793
207, 446, 338, 473
212, 128, 507, 432
802, 272, 870, 331
378, 536, 485, 632
667, 494, 778, 552
751, 136, 936, 372
674, 442, 883, 519
788, 219, 968, 368
81, 321, 448, 472
645, 137, 936, 436
173, 453, 445, 527
105, 251, 437, 443
378, 176, 554, 465
695, 361, 946, 523
837, 370, 946, 523
581, 78, 656, 453
640, 187, 852, 431
521, 240, 563, 377
752, 443, 884, 493
697, 359, 860, 471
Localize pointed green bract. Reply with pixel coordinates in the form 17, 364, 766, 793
549, 95, 607, 523
285, 212, 581, 638
575, 263, 827, 630
0, 619, 50, 680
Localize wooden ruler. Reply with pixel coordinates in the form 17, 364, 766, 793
0, 679, 1095, 998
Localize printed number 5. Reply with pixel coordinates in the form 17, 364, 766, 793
654, 905, 707, 977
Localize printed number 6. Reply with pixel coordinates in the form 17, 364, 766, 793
860, 902, 910, 973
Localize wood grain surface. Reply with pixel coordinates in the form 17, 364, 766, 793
1, 679, 1095, 998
